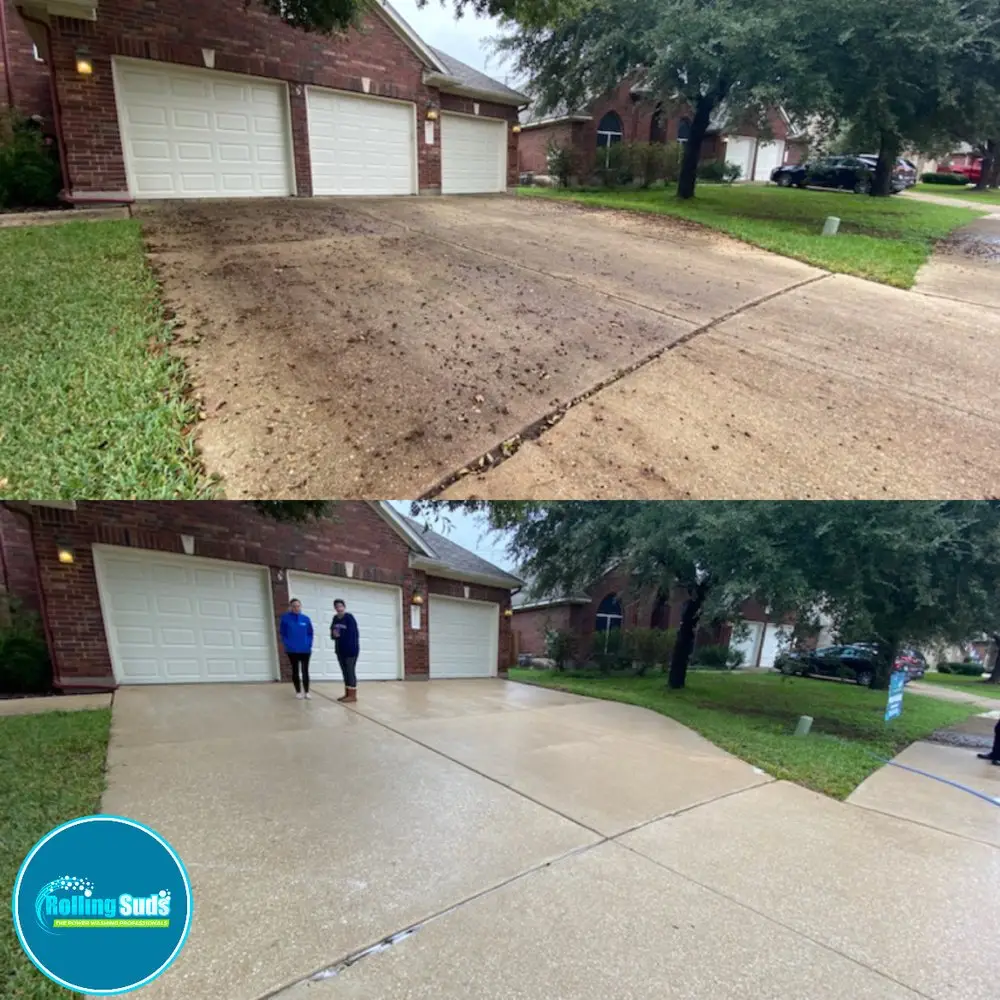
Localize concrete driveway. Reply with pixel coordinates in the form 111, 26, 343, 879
104, 680, 998, 1000
140, 195, 1000, 500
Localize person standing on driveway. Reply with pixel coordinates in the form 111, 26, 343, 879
331, 599, 360, 703
279, 599, 313, 700
977, 717, 1000, 765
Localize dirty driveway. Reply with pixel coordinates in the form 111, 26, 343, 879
138, 196, 817, 498
105, 680, 998, 1000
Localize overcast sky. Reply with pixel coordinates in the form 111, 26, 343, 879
389, 0, 512, 79
389, 501, 518, 572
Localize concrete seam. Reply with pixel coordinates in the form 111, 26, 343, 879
844, 799, 1000, 852
613, 839, 935, 1000
416, 269, 833, 498
908, 287, 1000, 312
260, 839, 602, 999
311, 688, 606, 836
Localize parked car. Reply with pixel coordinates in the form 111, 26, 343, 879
940, 154, 983, 184
776, 643, 919, 687
858, 155, 916, 188
770, 155, 903, 194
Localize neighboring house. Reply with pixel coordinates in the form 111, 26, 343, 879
0, 0, 51, 122
0, 501, 522, 692
512, 566, 802, 668
1, 0, 527, 202
518, 78, 807, 183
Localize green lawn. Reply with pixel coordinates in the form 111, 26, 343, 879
0, 221, 214, 499
508, 668, 978, 799
912, 183, 1000, 205
519, 184, 984, 288
918, 672, 998, 694
1, 709, 111, 1000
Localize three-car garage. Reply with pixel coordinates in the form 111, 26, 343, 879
111, 54, 515, 200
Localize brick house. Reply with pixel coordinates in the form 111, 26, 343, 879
0, 501, 522, 692
2, 0, 527, 202
512, 567, 805, 669
519, 78, 807, 183
1, 0, 52, 122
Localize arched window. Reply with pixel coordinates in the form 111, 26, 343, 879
596, 111, 624, 168
677, 116, 692, 143
596, 593, 624, 632
649, 102, 666, 144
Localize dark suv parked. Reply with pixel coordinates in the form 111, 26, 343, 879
776, 643, 922, 687
771, 155, 905, 194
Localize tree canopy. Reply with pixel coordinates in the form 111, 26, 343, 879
421, 501, 1000, 689
249, 501, 336, 521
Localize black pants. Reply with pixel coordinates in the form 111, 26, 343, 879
337, 652, 358, 688
990, 719, 1000, 759
289, 653, 311, 693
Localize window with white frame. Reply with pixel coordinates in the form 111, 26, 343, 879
595, 111, 623, 167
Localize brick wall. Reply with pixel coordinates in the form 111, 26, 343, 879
0, 505, 40, 612
44, 0, 517, 196
26, 501, 513, 690
512, 604, 572, 657
2, 0, 52, 120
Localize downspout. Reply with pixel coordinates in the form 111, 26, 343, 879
1, 0, 15, 111
18, 9, 72, 202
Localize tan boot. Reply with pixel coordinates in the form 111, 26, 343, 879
337, 687, 357, 704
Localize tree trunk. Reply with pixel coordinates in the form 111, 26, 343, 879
988, 634, 1000, 684
975, 140, 996, 191
675, 95, 716, 201
870, 638, 898, 690
667, 581, 709, 689
870, 130, 898, 198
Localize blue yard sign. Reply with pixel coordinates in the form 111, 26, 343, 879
884, 670, 906, 722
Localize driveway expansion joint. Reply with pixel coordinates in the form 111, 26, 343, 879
419, 271, 833, 498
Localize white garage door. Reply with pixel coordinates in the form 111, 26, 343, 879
307, 88, 415, 196
724, 136, 756, 182
113, 58, 293, 199
760, 624, 793, 668
753, 140, 786, 181
93, 546, 278, 684
429, 596, 498, 678
729, 621, 764, 669
287, 572, 402, 681
441, 114, 507, 194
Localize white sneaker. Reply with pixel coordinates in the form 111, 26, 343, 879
296, 692, 305, 700
304, 692, 312, 700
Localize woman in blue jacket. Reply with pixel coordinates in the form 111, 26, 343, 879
279, 599, 314, 700
331, 599, 360, 703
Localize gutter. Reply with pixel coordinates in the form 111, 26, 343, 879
408, 555, 523, 591
422, 71, 528, 108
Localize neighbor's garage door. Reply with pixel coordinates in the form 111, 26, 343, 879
287, 572, 402, 681
760, 624, 793, 668
93, 546, 278, 684
112, 58, 293, 199
441, 113, 507, 194
724, 136, 755, 181
753, 140, 786, 181
307, 88, 416, 196
429, 596, 498, 678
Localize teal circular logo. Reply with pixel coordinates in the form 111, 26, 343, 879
12, 815, 193, 995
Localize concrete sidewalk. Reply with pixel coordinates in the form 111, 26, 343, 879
909, 680, 1000, 710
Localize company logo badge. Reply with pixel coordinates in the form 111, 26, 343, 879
12, 816, 192, 995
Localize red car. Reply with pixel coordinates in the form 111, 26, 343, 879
941, 154, 982, 184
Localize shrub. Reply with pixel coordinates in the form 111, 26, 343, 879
920, 172, 969, 186
722, 161, 743, 184
0, 605, 52, 694
544, 629, 576, 672
624, 627, 677, 675
697, 159, 727, 183
936, 663, 952, 674
593, 141, 634, 188
591, 628, 632, 674
691, 643, 732, 669
955, 661, 986, 676
546, 141, 578, 188
727, 647, 746, 669
0, 112, 61, 210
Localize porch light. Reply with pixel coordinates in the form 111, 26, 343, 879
425, 106, 439, 121
75, 48, 93, 76
504, 608, 513, 618
512, 124, 521, 134
411, 590, 425, 605
57, 543, 75, 565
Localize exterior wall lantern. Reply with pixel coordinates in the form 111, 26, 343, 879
425, 105, 439, 121
512, 124, 522, 134
57, 542, 75, 565
504, 608, 514, 618
411, 590, 425, 605
75, 48, 93, 76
